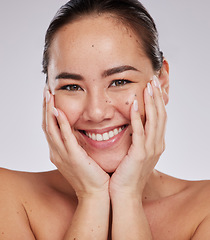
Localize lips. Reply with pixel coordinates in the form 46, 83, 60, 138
79, 124, 128, 142
86, 125, 128, 141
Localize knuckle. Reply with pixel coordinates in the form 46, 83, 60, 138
147, 116, 158, 129
62, 134, 69, 143
162, 109, 167, 121
46, 125, 53, 138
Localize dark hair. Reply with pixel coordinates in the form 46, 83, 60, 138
42, 0, 163, 77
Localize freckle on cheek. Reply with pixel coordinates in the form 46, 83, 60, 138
125, 101, 129, 105
130, 133, 132, 137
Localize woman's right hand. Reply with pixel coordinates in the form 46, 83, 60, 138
42, 88, 110, 199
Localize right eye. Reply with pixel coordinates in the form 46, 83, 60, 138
60, 84, 83, 91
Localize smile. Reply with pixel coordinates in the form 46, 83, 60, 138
78, 124, 129, 150
84, 125, 127, 142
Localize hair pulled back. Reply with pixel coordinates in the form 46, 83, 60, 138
42, 0, 163, 76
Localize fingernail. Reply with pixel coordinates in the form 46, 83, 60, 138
153, 75, 162, 92
53, 107, 59, 117
133, 99, 138, 112
147, 83, 153, 97
46, 90, 51, 103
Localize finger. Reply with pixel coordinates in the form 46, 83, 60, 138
42, 85, 48, 134
48, 145, 62, 166
151, 76, 167, 152
45, 91, 66, 154
130, 99, 145, 151
144, 82, 158, 152
42, 87, 64, 165
53, 107, 107, 181
42, 86, 55, 146
53, 107, 81, 156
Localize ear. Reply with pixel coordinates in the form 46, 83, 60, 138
158, 59, 169, 105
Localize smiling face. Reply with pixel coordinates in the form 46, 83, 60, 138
48, 15, 155, 173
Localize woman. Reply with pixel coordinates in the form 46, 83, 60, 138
1, 0, 210, 239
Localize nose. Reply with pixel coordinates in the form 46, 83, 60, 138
82, 91, 114, 123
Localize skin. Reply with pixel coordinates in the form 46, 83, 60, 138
1, 14, 210, 240
48, 15, 153, 173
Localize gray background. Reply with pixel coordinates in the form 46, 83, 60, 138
0, 1, 210, 180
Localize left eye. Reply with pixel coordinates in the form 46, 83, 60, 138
60, 84, 83, 91
110, 79, 131, 87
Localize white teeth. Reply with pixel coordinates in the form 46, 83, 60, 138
92, 133, 96, 141
103, 132, 109, 141
113, 128, 118, 136
85, 126, 126, 142
96, 134, 103, 141
108, 130, 114, 138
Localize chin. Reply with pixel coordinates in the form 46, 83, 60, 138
88, 149, 128, 173
100, 161, 120, 173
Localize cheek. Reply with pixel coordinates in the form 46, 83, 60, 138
110, 89, 145, 121
54, 95, 83, 126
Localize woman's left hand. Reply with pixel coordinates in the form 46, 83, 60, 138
110, 77, 167, 200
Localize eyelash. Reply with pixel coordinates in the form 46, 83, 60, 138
59, 79, 132, 92
109, 79, 132, 87
59, 84, 83, 91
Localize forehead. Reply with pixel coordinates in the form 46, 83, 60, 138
49, 15, 151, 74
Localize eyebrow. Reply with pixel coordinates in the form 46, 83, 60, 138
102, 65, 140, 78
55, 65, 140, 80
55, 72, 83, 80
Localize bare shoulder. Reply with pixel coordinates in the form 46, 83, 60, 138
162, 172, 210, 211
0, 168, 37, 239
0, 168, 76, 239
184, 179, 210, 239
166, 173, 210, 238
182, 178, 210, 206
147, 171, 210, 239
187, 179, 210, 214
156, 170, 210, 201
0, 167, 53, 196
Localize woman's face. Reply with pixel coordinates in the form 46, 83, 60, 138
48, 15, 155, 173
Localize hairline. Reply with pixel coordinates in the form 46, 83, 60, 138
45, 11, 152, 80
